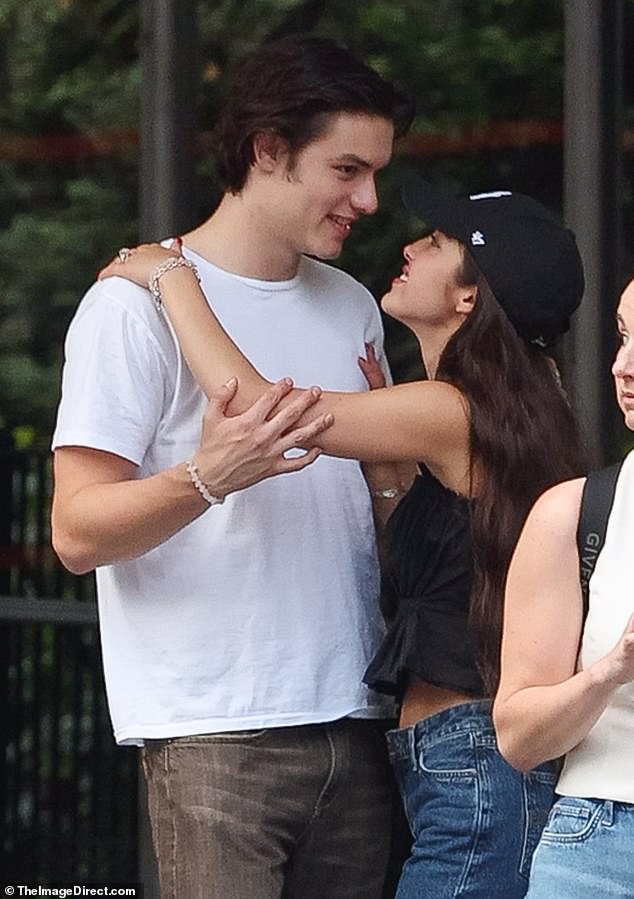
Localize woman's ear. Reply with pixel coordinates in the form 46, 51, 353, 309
252, 131, 289, 173
455, 286, 478, 316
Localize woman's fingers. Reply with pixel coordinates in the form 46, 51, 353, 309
98, 242, 179, 284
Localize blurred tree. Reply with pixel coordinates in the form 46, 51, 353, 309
0, 0, 586, 441
0, 0, 139, 445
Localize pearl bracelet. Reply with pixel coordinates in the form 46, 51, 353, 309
148, 256, 201, 313
186, 460, 225, 506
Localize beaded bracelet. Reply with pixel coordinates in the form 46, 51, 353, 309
148, 256, 201, 313
186, 460, 225, 506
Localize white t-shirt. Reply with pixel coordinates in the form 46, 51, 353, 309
53, 251, 393, 745
556, 449, 634, 803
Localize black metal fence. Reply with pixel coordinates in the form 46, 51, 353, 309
1, 436, 139, 883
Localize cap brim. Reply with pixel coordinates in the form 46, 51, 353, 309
401, 178, 471, 243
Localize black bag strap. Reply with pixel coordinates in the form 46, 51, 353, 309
577, 461, 623, 616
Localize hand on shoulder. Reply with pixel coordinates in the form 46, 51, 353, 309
98, 241, 181, 289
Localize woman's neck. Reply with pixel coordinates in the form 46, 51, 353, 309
414, 328, 450, 380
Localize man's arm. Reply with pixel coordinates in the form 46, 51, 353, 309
52, 377, 333, 574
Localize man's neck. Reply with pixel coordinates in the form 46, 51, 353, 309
182, 193, 302, 282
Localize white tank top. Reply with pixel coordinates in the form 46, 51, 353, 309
556, 450, 634, 804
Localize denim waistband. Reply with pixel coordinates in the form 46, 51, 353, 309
386, 699, 493, 762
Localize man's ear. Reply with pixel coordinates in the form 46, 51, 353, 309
252, 131, 289, 173
455, 286, 477, 316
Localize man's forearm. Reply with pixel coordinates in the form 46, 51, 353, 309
52, 379, 334, 574
52, 461, 208, 574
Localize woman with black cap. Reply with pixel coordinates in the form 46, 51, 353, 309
99, 180, 586, 898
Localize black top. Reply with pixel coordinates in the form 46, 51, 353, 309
364, 467, 484, 700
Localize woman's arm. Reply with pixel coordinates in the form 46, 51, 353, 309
358, 342, 417, 526
99, 245, 469, 469
493, 477, 634, 772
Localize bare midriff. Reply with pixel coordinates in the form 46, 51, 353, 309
399, 677, 476, 728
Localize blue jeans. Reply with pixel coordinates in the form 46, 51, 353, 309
525, 797, 634, 898
142, 718, 396, 899
387, 700, 558, 899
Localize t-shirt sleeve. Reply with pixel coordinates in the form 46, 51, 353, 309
52, 282, 171, 466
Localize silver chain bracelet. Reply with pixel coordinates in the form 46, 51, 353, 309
148, 256, 201, 313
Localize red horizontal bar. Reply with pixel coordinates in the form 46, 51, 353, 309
2, 119, 633, 164
0, 119, 566, 163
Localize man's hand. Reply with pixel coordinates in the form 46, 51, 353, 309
192, 377, 334, 498
52, 377, 332, 573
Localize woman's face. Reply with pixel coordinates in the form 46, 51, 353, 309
381, 230, 474, 331
613, 279, 634, 431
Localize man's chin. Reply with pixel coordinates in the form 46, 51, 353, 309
307, 242, 344, 261
302, 225, 353, 260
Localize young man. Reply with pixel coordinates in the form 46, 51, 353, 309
51, 35, 412, 899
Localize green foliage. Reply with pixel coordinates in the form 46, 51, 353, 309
0, 0, 139, 443
1, 0, 572, 439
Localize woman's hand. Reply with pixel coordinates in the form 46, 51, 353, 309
359, 342, 415, 528
98, 240, 181, 289
589, 612, 634, 688
358, 342, 386, 389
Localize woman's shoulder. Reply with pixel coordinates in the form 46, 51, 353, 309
392, 378, 468, 413
525, 476, 586, 544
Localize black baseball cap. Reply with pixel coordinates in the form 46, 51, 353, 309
402, 178, 585, 346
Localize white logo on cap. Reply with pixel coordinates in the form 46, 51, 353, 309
471, 231, 486, 246
469, 191, 512, 200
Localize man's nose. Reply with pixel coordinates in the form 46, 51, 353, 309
351, 176, 379, 215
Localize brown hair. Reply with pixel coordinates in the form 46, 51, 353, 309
437, 253, 586, 695
212, 35, 413, 193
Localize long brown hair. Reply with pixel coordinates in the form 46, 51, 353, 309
436, 254, 586, 695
